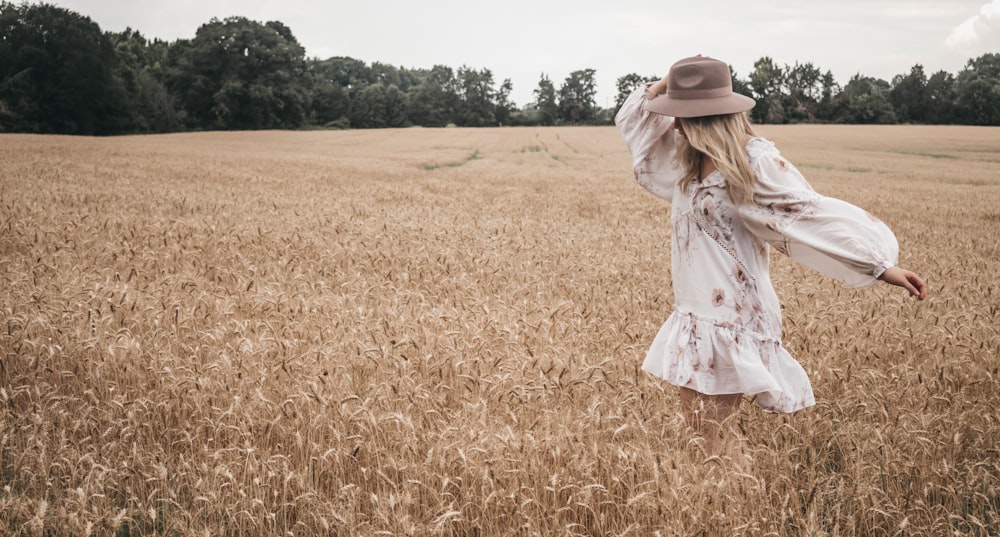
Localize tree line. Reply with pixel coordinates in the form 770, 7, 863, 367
2, 2, 999, 135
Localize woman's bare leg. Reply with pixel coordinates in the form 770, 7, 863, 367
679, 387, 742, 456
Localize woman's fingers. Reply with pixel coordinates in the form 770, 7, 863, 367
908, 273, 927, 299
881, 267, 927, 300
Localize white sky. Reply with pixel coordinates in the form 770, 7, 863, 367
48, 0, 1000, 107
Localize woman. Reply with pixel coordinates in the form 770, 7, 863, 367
615, 56, 926, 455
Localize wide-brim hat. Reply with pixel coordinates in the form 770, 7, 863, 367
644, 56, 755, 118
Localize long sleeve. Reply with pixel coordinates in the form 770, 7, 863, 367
739, 141, 899, 287
614, 85, 681, 201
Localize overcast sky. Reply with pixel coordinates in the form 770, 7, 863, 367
48, 0, 1000, 107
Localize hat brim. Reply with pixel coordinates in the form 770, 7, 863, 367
644, 93, 756, 118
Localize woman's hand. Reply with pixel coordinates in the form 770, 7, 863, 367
650, 54, 701, 95
879, 266, 927, 300
648, 72, 670, 96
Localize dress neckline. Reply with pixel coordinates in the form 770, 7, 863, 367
696, 168, 726, 188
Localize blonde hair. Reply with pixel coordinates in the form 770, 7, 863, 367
676, 112, 758, 204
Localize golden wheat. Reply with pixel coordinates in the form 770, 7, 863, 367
1, 125, 998, 535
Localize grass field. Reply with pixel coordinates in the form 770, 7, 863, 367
2, 125, 999, 535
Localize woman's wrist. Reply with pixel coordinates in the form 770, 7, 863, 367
649, 78, 668, 95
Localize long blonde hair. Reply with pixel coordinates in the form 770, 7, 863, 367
676, 112, 757, 204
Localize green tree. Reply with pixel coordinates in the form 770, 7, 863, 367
407, 65, 458, 127
532, 74, 558, 126
815, 70, 840, 121
382, 84, 409, 127
108, 29, 182, 132
749, 57, 785, 123
165, 17, 312, 130
0, 2, 122, 134
350, 84, 388, 128
369, 61, 417, 92
558, 69, 597, 123
925, 70, 956, 124
312, 56, 372, 95
783, 62, 822, 122
494, 78, 515, 126
311, 80, 350, 126
890, 64, 928, 123
836, 75, 896, 124
455, 66, 496, 126
730, 66, 752, 100
954, 53, 1000, 125
105, 28, 145, 131
615, 73, 656, 110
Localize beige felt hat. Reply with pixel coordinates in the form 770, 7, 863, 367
644, 56, 756, 118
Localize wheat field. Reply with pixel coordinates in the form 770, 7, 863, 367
1, 124, 999, 536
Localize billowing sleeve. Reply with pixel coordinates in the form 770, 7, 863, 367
738, 142, 899, 287
614, 84, 681, 201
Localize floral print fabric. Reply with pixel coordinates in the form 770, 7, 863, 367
615, 86, 899, 413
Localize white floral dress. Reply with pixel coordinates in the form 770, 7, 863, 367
615, 86, 899, 413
